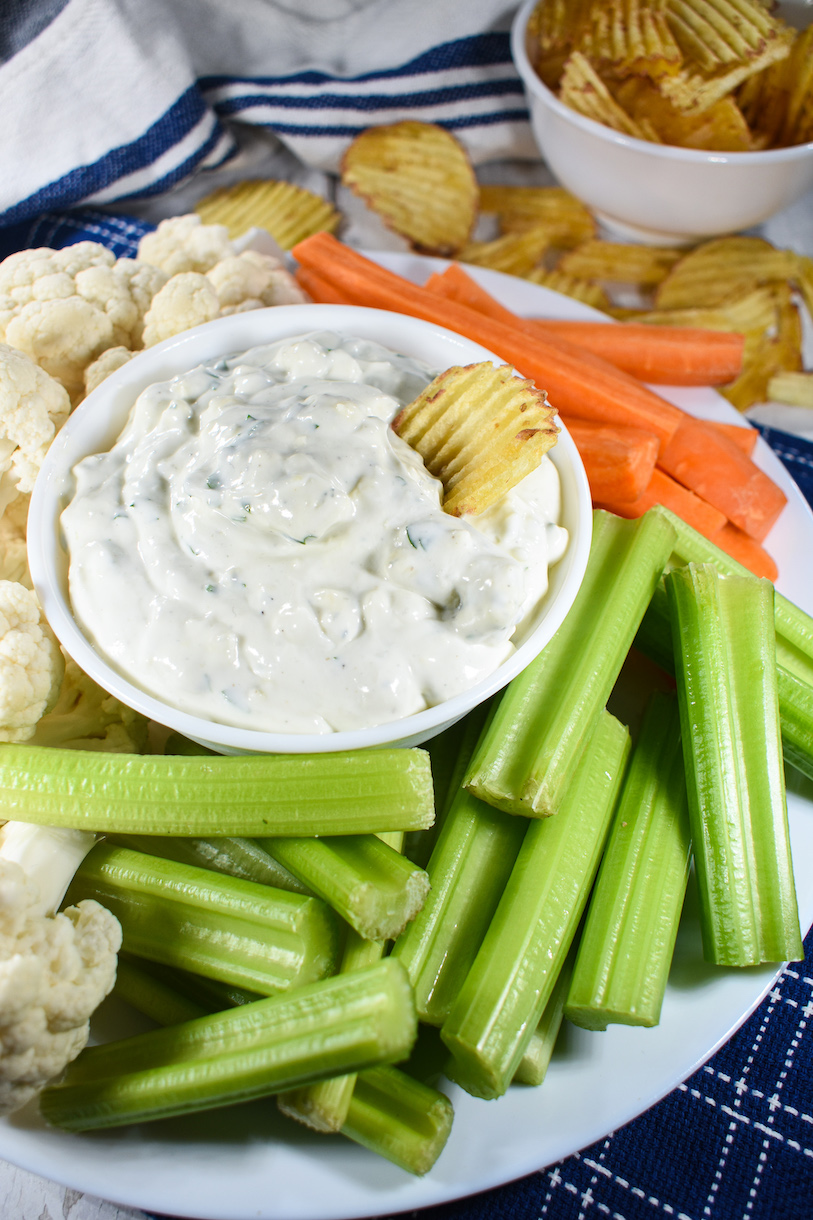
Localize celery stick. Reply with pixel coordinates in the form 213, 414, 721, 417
465, 508, 674, 817
666, 563, 803, 966
39, 959, 417, 1131
441, 711, 630, 1100
112, 832, 310, 895
66, 843, 341, 995
634, 507, 813, 780
513, 942, 575, 1088
114, 956, 209, 1027
278, 929, 387, 1132
342, 1064, 454, 1177
0, 746, 434, 835
390, 776, 527, 1026
406, 700, 493, 869
257, 834, 429, 941
565, 689, 691, 1030
112, 945, 453, 1177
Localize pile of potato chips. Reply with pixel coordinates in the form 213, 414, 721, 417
475, 184, 813, 410
526, 0, 812, 151
193, 114, 812, 411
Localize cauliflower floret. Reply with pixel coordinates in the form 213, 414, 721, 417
110, 259, 169, 346
0, 244, 131, 400
0, 345, 71, 510
207, 250, 308, 312
137, 214, 235, 277
82, 345, 133, 398
0, 580, 64, 742
32, 653, 149, 753
0, 494, 32, 587
0, 857, 120, 1115
141, 272, 221, 347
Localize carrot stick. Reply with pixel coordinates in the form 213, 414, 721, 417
424, 263, 744, 386
292, 233, 685, 450
710, 522, 779, 581
295, 265, 358, 305
708, 420, 758, 456
519, 320, 744, 386
565, 420, 659, 504
658, 417, 787, 542
594, 467, 727, 540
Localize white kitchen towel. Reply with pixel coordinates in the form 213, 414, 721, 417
0, 0, 537, 229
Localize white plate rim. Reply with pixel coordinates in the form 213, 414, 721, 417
3, 253, 813, 1220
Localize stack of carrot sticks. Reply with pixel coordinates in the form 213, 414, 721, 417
293, 233, 786, 582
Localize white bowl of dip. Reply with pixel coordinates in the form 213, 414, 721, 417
28, 304, 592, 754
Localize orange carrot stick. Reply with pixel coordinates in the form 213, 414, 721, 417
708, 420, 758, 456
292, 233, 685, 449
595, 467, 727, 540
295, 265, 359, 304
658, 417, 787, 542
709, 522, 779, 581
519, 320, 744, 386
565, 420, 659, 504
425, 263, 745, 386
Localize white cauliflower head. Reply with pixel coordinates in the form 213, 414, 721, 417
0, 345, 70, 509
137, 214, 235, 277
0, 857, 121, 1115
0, 244, 167, 400
141, 272, 221, 347
207, 250, 308, 312
0, 580, 64, 742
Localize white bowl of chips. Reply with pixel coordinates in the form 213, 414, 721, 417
28, 303, 592, 755
511, 0, 813, 245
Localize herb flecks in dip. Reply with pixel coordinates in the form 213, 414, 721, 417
62, 332, 568, 733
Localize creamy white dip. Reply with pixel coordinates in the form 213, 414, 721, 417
62, 331, 568, 734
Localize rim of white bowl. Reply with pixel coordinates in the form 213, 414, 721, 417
28, 303, 594, 755
511, 0, 813, 164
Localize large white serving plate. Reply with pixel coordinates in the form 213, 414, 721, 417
3, 254, 813, 1220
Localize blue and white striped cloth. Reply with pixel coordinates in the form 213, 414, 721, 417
0, 0, 535, 233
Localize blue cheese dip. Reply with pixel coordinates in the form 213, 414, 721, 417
62, 331, 568, 734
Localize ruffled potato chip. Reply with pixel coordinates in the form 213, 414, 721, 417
654, 235, 799, 309
767, 371, 813, 409
558, 239, 681, 287
478, 185, 596, 247
340, 121, 478, 257
194, 180, 341, 250
458, 227, 552, 278
524, 266, 611, 311
559, 51, 657, 138
392, 363, 558, 517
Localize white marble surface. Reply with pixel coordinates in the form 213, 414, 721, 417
2, 136, 813, 1220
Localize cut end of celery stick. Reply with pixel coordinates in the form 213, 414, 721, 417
39, 959, 418, 1131
464, 507, 675, 818
262, 835, 431, 942
342, 1064, 454, 1177
667, 563, 803, 967
0, 747, 435, 836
